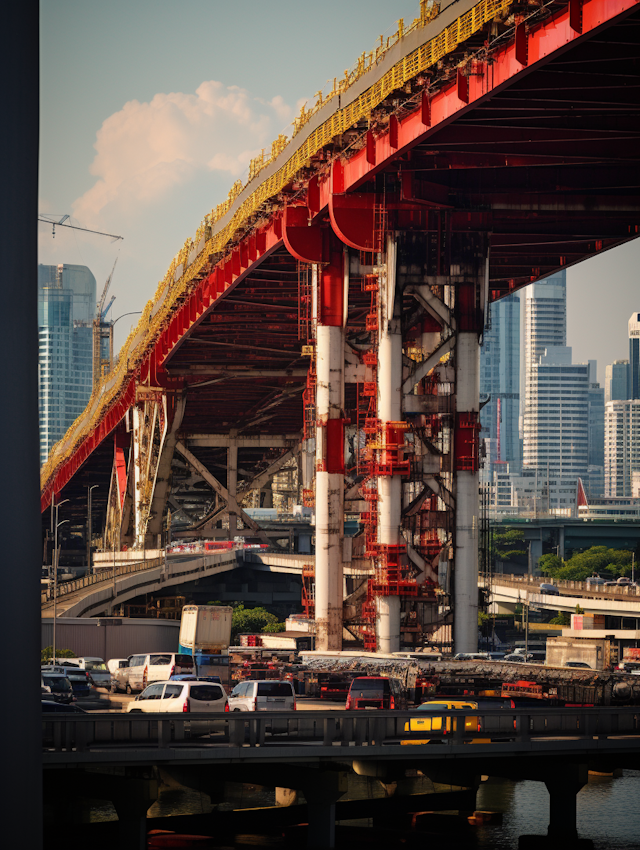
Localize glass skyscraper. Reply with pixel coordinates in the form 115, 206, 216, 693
38, 264, 96, 465
605, 359, 630, 403
480, 292, 521, 471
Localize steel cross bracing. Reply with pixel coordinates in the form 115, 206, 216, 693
41, 0, 640, 653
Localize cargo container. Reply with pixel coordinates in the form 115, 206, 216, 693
178, 605, 233, 654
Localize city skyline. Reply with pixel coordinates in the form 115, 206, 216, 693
38, 0, 640, 379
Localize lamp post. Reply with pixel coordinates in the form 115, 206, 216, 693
87, 484, 98, 576
52, 498, 69, 663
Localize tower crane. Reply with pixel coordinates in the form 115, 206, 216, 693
92, 258, 119, 387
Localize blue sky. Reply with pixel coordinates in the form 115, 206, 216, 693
39, 0, 639, 379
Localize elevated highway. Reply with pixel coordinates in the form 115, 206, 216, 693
40, 0, 640, 654
41, 549, 310, 619
481, 572, 640, 631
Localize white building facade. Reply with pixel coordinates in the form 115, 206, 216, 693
605, 399, 640, 497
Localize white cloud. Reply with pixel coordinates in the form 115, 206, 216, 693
72, 81, 293, 224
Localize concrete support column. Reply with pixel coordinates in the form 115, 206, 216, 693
301, 770, 346, 850
529, 535, 544, 576
376, 236, 403, 653
453, 269, 484, 653
314, 248, 346, 651
545, 766, 588, 843
131, 405, 144, 547
228, 430, 238, 539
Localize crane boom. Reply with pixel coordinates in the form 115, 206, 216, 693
96, 258, 117, 319
101, 295, 116, 320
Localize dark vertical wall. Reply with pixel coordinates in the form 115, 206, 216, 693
0, 2, 41, 845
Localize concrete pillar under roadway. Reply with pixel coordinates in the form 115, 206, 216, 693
528, 535, 544, 576
519, 765, 592, 850
376, 236, 403, 653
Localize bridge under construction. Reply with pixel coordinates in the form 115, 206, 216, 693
40, 0, 640, 654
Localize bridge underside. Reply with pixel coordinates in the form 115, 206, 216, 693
42, 0, 640, 654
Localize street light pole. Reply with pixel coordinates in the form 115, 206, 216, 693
87, 484, 98, 576
52, 498, 69, 663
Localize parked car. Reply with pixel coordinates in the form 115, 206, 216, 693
228, 680, 296, 712
170, 674, 222, 684
616, 577, 632, 586
41, 700, 85, 713
539, 583, 560, 596
616, 661, 640, 673
586, 576, 606, 586
487, 652, 506, 661
126, 680, 228, 720
65, 657, 111, 687
453, 652, 491, 661
42, 665, 97, 699
41, 672, 74, 704
344, 676, 406, 710
503, 653, 533, 663
564, 661, 591, 669
112, 653, 195, 694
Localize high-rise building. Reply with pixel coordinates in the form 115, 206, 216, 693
587, 360, 605, 497
605, 399, 640, 497
605, 359, 630, 403
629, 312, 640, 399
480, 292, 521, 473
521, 271, 567, 404
38, 264, 96, 465
523, 345, 589, 480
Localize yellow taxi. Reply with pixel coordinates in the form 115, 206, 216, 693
402, 699, 489, 744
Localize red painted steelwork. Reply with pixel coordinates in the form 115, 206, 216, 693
325, 419, 346, 475
114, 437, 128, 511
282, 205, 323, 263
318, 235, 344, 327
314, 0, 640, 204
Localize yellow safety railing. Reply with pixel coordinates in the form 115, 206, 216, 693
41, 0, 515, 493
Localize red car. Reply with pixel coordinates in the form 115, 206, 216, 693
345, 676, 405, 710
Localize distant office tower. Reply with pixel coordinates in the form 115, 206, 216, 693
522, 270, 567, 398
587, 360, 605, 497
480, 292, 521, 472
38, 264, 96, 465
523, 345, 589, 480
605, 359, 630, 403
629, 312, 640, 399
605, 399, 640, 496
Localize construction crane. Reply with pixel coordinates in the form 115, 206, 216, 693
92, 259, 118, 387
38, 213, 123, 241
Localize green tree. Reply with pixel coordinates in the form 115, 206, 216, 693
491, 528, 527, 564
262, 621, 286, 633
230, 604, 284, 640
549, 611, 570, 626
539, 554, 563, 577
41, 646, 75, 663
540, 546, 633, 582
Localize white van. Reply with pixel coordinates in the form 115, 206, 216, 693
67, 657, 110, 687
228, 680, 296, 711
121, 653, 194, 693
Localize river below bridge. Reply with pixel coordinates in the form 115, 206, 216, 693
86, 769, 640, 848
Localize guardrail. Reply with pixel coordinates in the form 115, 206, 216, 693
43, 707, 640, 755
481, 573, 640, 600
41, 557, 165, 605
